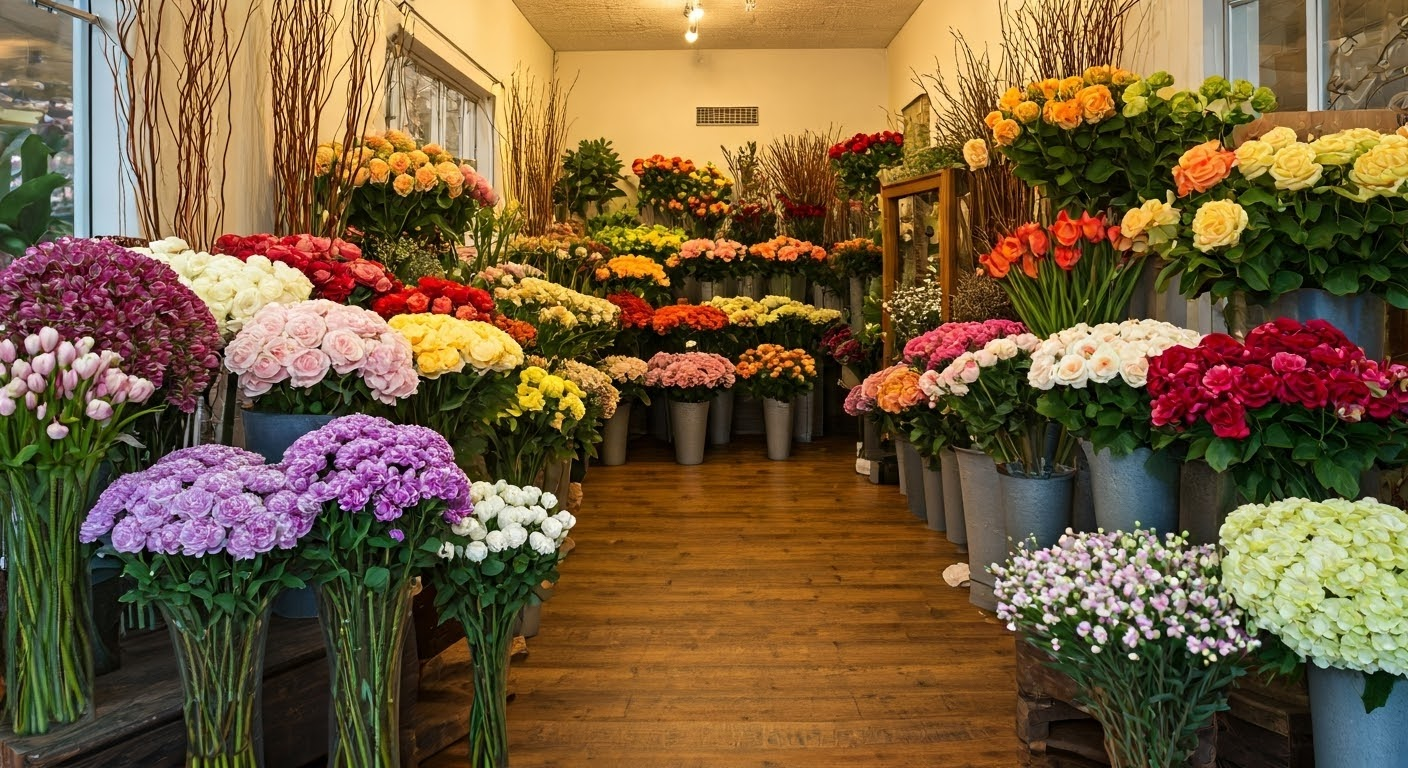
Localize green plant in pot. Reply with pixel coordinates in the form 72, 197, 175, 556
0, 129, 70, 262
554, 138, 626, 221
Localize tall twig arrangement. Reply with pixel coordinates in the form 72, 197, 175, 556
501, 70, 574, 236
270, 0, 340, 234
1001, 0, 1142, 86
110, 0, 253, 249
761, 130, 837, 210
720, 142, 770, 203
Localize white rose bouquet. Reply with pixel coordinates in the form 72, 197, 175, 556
426, 480, 577, 768
136, 236, 313, 338
1221, 497, 1408, 711
1030, 320, 1201, 455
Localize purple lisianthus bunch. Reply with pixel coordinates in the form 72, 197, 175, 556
281, 414, 472, 538
82, 444, 309, 560
902, 319, 1027, 372
0, 237, 222, 412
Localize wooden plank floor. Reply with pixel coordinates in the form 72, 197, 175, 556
425, 435, 1018, 767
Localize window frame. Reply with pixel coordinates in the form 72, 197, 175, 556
386, 54, 496, 187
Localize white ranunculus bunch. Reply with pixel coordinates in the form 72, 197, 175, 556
445, 480, 575, 564
135, 236, 313, 338
1221, 497, 1408, 677
1028, 320, 1202, 391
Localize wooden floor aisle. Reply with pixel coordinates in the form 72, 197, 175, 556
425, 435, 1018, 767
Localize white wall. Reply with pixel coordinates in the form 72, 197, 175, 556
557, 48, 890, 179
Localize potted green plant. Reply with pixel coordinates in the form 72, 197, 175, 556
554, 138, 627, 221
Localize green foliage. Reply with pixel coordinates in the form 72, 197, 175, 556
0, 130, 70, 259
555, 138, 627, 219
1038, 383, 1148, 457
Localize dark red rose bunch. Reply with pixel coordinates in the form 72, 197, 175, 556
1147, 318, 1408, 501
371, 276, 495, 321
828, 131, 904, 197
214, 233, 400, 306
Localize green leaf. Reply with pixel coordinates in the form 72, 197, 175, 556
363, 566, 391, 592
1205, 439, 1240, 472
18, 134, 52, 181
1363, 670, 1401, 713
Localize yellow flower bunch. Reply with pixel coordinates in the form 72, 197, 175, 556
505, 365, 588, 429
497, 277, 620, 328
593, 255, 671, 288
704, 295, 766, 326
549, 357, 620, 420
388, 313, 525, 378
593, 225, 687, 264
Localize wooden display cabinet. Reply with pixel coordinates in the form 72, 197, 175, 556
878, 169, 960, 362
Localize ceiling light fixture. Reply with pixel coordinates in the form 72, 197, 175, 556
683, 2, 701, 43
744, 0, 756, 10
685, 22, 699, 43
688, 1, 704, 21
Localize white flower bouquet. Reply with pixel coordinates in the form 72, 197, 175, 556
136, 236, 313, 338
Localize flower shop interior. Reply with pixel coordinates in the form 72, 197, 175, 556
3, 0, 1408, 766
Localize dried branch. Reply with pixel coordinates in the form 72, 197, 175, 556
1001, 0, 1142, 85
501, 69, 575, 236
270, 0, 337, 234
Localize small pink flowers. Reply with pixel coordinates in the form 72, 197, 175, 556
643, 352, 735, 399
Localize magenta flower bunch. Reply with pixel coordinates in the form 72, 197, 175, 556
842, 385, 875, 416
994, 528, 1258, 767
901, 319, 1028, 371
0, 238, 222, 412
643, 351, 736, 403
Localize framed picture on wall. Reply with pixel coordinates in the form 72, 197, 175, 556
901, 93, 931, 153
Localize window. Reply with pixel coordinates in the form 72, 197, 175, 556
387, 57, 494, 185
1226, 0, 1408, 110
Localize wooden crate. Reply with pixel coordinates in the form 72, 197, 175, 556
1219, 674, 1315, 768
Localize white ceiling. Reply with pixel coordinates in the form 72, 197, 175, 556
512, 0, 925, 51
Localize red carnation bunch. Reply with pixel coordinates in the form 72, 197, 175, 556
213, 233, 400, 306
607, 291, 656, 330
371, 276, 495, 321
828, 131, 904, 197
1148, 318, 1408, 501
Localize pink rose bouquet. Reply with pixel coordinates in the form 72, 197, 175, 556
644, 351, 735, 403
668, 238, 746, 282
223, 300, 418, 414
903, 319, 1029, 371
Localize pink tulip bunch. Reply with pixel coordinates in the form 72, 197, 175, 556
0, 328, 156, 445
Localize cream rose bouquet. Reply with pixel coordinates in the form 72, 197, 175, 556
137, 237, 313, 338
598, 355, 650, 405
1221, 497, 1408, 711
1031, 320, 1202, 456
1158, 127, 1408, 306
494, 277, 620, 360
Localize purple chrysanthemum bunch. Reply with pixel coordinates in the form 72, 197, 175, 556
0, 238, 222, 412
281, 414, 472, 538
81, 444, 308, 560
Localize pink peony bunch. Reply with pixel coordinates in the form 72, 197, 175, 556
644, 351, 735, 402
902, 319, 1028, 371
224, 300, 418, 408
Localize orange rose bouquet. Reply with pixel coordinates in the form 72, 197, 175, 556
592, 254, 672, 302
632, 155, 734, 237
650, 302, 733, 354
735, 344, 817, 402
747, 236, 827, 278
986, 68, 1275, 212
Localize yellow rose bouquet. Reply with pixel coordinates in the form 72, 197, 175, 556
483, 366, 589, 485
549, 357, 619, 462
1156, 128, 1408, 308
388, 313, 525, 466
986, 68, 1275, 213
494, 277, 621, 360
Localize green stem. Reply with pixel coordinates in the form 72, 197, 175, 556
163, 601, 271, 768
462, 603, 521, 768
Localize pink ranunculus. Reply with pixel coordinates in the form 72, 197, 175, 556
287, 348, 332, 388
322, 328, 368, 375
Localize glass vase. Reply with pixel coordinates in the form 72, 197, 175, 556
163, 602, 272, 768
317, 577, 414, 768
463, 604, 522, 768
2, 466, 96, 735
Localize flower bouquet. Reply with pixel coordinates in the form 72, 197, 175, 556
428, 482, 576, 768
605, 290, 655, 356
474, 261, 543, 293
645, 351, 735, 464
371, 276, 496, 322
493, 277, 620, 360
491, 315, 538, 351
828, 238, 883, 282
1147, 318, 1408, 501
727, 201, 779, 247
80, 445, 308, 766
668, 238, 746, 284
903, 319, 1029, 372
506, 232, 608, 292
550, 356, 620, 461
830, 131, 905, 199
930, 332, 1055, 473
995, 529, 1257, 768
755, 295, 843, 351
632, 155, 733, 236
283, 415, 472, 767
591, 224, 686, 266
136, 237, 313, 339
1222, 498, 1408, 714
820, 324, 880, 379
978, 209, 1165, 338
906, 321, 1029, 462
747, 236, 826, 279
483, 366, 588, 485
735, 345, 816, 460
214, 233, 401, 308
224, 300, 419, 414
650, 302, 732, 354
599, 355, 650, 405
986, 68, 1274, 212
775, 195, 828, 244
1157, 128, 1408, 307
386, 314, 525, 467
0, 329, 158, 733
592, 254, 672, 303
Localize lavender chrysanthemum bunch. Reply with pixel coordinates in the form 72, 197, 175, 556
994, 528, 1258, 768
0, 237, 222, 412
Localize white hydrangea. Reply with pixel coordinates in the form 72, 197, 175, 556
134, 237, 312, 338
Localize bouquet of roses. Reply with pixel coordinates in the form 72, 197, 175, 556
735, 345, 816, 402
283, 415, 472, 767
632, 155, 733, 235
727, 201, 779, 246
1222, 497, 1408, 711
371, 276, 496, 322
1157, 127, 1408, 306
756, 295, 843, 350
829, 131, 904, 198
80, 445, 308, 763
224, 300, 419, 414
903, 319, 1029, 371
592, 224, 687, 265
775, 194, 828, 243
644, 351, 735, 403
1147, 318, 1408, 501
748, 236, 827, 279
427, 480, 576, 768
650, 302, 732, 354
475, 261, 544, 292
592, 254, 672, 302
995, 529, 1257, 767
484, 366, 589, 486
828, 238, 883, 282
136, 237, 313, 338
928, 332, 1056, 474
820, 324, 876, 372
494, 277, 621, 360
906, 321, 1030, 460
506, 232, 608, 292
213, 233, 401, 307
598, 355, 651, 405
865, 363, 924, 439
985, 67, 1275, 212
1029, 320, 1202, 456
668, 238, 746, 283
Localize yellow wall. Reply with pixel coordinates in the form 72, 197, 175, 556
557, 48, 890, 181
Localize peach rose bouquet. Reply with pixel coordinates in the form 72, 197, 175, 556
223, 300, 419, 414
735, 344, 817, 402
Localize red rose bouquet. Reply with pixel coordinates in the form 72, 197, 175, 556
775, 194, 828, 243
728, 201, 779, 246
1148, 318, 1408, 501
829, 131, 904, 198
214, 233, 401, 307
371, 276, 495, 321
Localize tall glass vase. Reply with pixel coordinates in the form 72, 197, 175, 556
317, 578, 414, 768
2, 466, 96, 735
162, 602, 273, 768
462, 603, 521, 768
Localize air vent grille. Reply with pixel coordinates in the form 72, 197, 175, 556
696, 106, 759, 126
